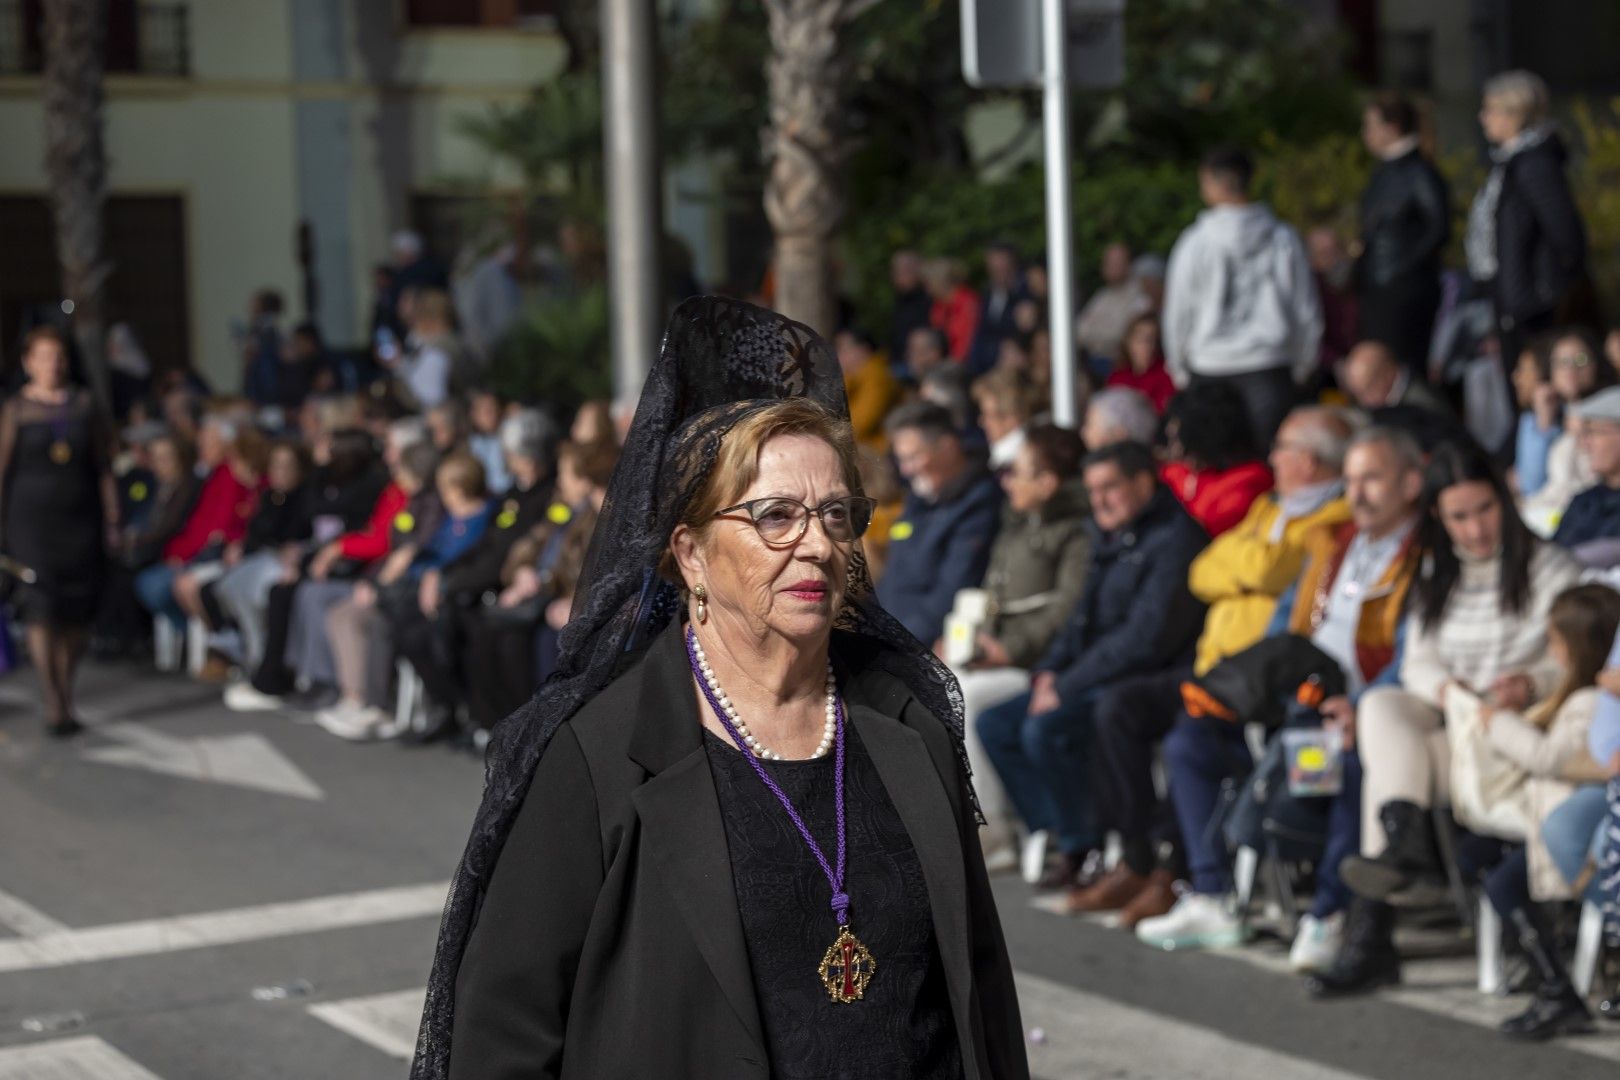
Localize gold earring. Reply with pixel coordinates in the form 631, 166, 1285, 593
694, 583, 708, 624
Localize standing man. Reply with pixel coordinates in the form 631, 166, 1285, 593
968, 242, 1029, 375
1164, 146, 1322, 449
1356, 94, 1451, 372
888, 249, 934, 366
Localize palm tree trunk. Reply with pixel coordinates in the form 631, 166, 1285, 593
42, 0, 112, 415
762, 0, 856, 337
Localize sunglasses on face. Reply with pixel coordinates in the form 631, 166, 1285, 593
714, 496, 876, 546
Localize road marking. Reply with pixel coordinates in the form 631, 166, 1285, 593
1015, 971, 1372, 1079
0, 881, 449, 974
0, 886, 69, 937
308, 987, 426, 1060
0, 1035, 163, 1079
82, 723, 325, 801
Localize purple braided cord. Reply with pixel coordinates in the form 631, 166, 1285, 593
686, 627, 850, 926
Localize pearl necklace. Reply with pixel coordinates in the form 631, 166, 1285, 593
690, 633, 838, 760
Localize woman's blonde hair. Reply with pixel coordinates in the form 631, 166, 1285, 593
1483, 69, 1551, 128
662, 398, 861, 582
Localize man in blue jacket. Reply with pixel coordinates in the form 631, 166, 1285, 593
877, 401, 1003, 644
978, 441, 1209, 890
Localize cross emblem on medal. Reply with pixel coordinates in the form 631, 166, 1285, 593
818, 926, 876, 1003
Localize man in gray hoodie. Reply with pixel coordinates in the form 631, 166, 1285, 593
1163, 146, 1323, 449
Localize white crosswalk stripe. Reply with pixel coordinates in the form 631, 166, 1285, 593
0, 1036, 163, 1080
307, 988, 425, 1061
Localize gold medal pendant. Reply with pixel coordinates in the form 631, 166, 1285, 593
49, 440, 72, 465
818, 925, 875, 1003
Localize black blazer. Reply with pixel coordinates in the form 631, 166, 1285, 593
448, 621, 1028, 1080
1493, 134, 1587, 324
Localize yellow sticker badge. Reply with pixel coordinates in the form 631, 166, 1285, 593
496, 499, 520, 529
546, 503, 573, 525
394, 511, 416, 534
129, 481, 149, 501
1296, 746, 1328, 772
889, 521, 913, 541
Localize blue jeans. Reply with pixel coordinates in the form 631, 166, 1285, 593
1312, 749, 1364, 919
1164, 714, 1254, 895
133, 563, 184, 629
976, 689, 1100, 857
1542, 784, 1609, 903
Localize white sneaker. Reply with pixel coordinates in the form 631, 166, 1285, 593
1020, 830, 1050, 885
315, 700, 366, 728
316, 705, 389, 742
224, 682, 284, 713
1288, 912, 1344, 973
1135, 892, 1247, 951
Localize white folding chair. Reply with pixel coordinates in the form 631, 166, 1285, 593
1573, 899, 1605, 997
185, 616, 210, 677
153, 617, 182, 673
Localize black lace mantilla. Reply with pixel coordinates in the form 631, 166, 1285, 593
411, 296, 978, 1078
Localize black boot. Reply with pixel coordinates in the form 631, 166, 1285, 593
1306, 897, 1401, 998
1499, 907, 1594, 1041
1338, 800, 1448, 906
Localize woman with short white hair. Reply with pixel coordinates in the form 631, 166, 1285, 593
1082, 386, 1159, 450
1467, 69, 1590, 399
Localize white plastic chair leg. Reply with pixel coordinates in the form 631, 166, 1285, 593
185, 616, 210, 676
1233, 846, 1260, 915
1477, 896, 1505, 994
394, 658, 419, 733
153, 618, 180, 673
1573, 900, 1604, 997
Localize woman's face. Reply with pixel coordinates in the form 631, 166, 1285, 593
571, 407, 605, 446
977, 395, 1019, 444
268, 447, 302, 492
1479, 95, 1524, 145
1000, 443, 1057, 514
1512, 349, 1545, 408
555, 453, 589, 507
1436, 479, 1504, 561
674, 434, 851, 648
196, 424, 227, 468
1125, 321, 1159, 372
1546, 624, 1570, 676
24, 338, 68, 391
1551, 337, 1597, 401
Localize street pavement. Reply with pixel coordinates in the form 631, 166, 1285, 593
1, 661, 1617, 1079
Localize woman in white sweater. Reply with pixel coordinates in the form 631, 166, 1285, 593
1308, 442, 1581, 999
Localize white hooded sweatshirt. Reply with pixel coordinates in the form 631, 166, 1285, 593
1162, 203, 1322, 387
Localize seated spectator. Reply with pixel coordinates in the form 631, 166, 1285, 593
1449, 584, 1620, 1040
427, 399, 469, 455
569, 399, 615, 450
1309, 226, 1359, 378
376, 453, 495, 742
904, 326, 950, 381
972, 368, 1035, 471
918, 365, 974, 433
837, 326, 900, 452
968, 242, 1029, 374
459, 437, 618, 735
134, 426, 268, 629
1554, 386, 1620, 563
309, 443, 444, 735
467, 389, 512, 494
1082, 410, 1351, 924
876, 402, 1002, 645
949, 425, 1090, 866
278, 322, 334, 410
923, 257, 980, 363
853, 446, 903, 582
978, 441, 1207, 891
1133, 428, 1423, 956
1075, 242, 1152, 366
101, 433, 200, 656
1081, 387, 1158, 451
1339, 340, 1451, 416
1159, 381, 1272, 537
1311, 442, 1580, 998
1510, 333, 1553, 489
1104, 314, 1175, 413
177, 440, 315, 676
1520, 328, 1613, 535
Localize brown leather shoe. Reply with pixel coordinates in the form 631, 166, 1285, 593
1065, 864, 1148, 914
1117, 870, 1178, 929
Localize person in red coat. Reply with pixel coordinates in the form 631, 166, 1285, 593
1105, 314, 1176, 413
1159, 381, 1273, 536
924, 257, 982, 363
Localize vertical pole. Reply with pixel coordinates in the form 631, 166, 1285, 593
1041, 0, 1077, 427
601, 0, 662, 402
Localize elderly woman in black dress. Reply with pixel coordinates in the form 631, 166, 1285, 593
412, 299, 1026, 1080
0, 325, 118, 736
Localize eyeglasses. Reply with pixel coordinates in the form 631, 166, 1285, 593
713, 496, 876, 546
1554, 352, 1594, 369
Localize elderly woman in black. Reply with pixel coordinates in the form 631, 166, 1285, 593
413, 299, 1025, 1080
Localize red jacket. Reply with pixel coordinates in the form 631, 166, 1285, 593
931, 286, 981, 362
338, 482, 408, 562
1107, 358, 1177, 414
1161, 460, 1274, 538
163, 464, 261, 562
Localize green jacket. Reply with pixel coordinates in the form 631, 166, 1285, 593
982, 482, 1091, 669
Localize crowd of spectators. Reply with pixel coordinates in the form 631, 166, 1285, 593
5, 69, 1620, 1043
